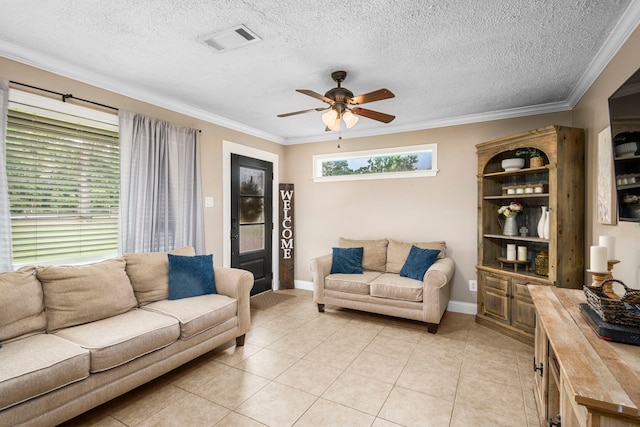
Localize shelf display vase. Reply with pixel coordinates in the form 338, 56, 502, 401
503, 213, 518, 236
537, 206, 547, 238
543, 211, 550, 239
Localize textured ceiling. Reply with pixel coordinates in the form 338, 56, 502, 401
0, 1, 639, 144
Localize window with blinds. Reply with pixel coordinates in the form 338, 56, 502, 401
6, 90, 119, 265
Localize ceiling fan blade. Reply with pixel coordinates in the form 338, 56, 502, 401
349, 89, 395, 105
277, 106, 329, 117
296, 89, 334, 105
351, 107, 395, 123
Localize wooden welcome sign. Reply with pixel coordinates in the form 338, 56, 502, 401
279, 183, 294, 289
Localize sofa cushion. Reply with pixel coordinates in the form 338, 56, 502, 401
325, 271, 382, 295
168, 254, 216, 300
0, 266, 46, 343
339, 238, 389, 272
54, 309, 180, 373
143, 294, 237, 340
370, 273, 424, 302
0, 333, 90, 411
37, 258, 138, 333
330, 247, 363, 274
386, 239, 446, 273
400, 246, 440, 281
124, 246, 196, 305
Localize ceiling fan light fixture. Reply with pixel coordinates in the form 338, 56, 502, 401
342, 110, 359, 128
328, 118, 341, 131
321, 109, 338, 127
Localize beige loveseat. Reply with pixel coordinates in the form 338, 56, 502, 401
310, 238, 455, 333
0, 246, 253, 427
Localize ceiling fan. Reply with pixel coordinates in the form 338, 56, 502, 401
277, 70, 395, 131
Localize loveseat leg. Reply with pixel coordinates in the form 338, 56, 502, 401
236, 334, 246, 346
426, 323, 438, 334
317, 303, 325, 313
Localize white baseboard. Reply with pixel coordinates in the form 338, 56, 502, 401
294, 280, 314, 291
294, 280, 477, 315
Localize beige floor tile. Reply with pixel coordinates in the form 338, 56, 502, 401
378, 386, 454, 427
209, 342, 263, 367
245, 326, 290, 347
167, 358, 232, 392
236, 382, 317, 427
59, 411, 125, 427
105, 381, 189, 426
364, 335, 416, 361
194, 367, 270, 409
136, 394, 230, 427
215, 412, 268, 426
322, 371, 393, 416
450, 402, 528, 427
460, 347, 521, 387
267, 330, 322, 358
261, 313, 311, 332
303, 340, 362, 370
371, 418, 404, 427
275, 358, 343, 396
236, 348, 299, 380
455, 375, 527, 424
347, 351, 406, 384
378, 324, 425, 344
294, 398, 375, 427
396, 362, 460, 401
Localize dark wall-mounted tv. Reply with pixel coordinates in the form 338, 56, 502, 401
608, 67, 640, 222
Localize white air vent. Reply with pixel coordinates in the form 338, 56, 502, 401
201, 24, 261, 52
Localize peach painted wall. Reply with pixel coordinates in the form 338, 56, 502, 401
283, 112, 574, 305
572, 25, 640, 290
0, 57, 285, 263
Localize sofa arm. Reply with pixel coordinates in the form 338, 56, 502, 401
214, 267, 254, 335
309, 254, 332, 304
422, 257, 455, 324
423, 257, 455, 289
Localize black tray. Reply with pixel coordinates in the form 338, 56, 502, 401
580, 304, 640, 346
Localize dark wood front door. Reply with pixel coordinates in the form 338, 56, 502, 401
231, 154, 273, 295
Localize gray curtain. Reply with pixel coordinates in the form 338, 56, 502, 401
119, 111, 204, 254
0, 79, 12, 272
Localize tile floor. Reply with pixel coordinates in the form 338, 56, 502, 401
62, 289, 542, 427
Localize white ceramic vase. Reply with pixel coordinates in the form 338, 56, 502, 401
543, 210, 550, 239
537, 206, 547, 238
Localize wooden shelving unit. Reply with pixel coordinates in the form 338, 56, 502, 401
475, 125, 585, 344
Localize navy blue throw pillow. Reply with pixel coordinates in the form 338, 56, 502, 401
168, 254, 216, 300
400, 245, 440, 281
330, 247, 364, 274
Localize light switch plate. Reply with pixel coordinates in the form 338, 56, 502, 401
205, 197, 214, 208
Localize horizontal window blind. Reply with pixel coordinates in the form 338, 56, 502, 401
6, 92, 119, 264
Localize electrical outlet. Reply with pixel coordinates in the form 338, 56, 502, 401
469, 280, 477, 292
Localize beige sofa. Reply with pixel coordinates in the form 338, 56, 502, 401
310, 238, 455, 333
0, 246, 253, 427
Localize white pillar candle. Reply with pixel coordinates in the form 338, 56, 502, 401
590, 246, 608, 272
506, 244, 516, 261
517, 246, 527, 261
598, 236, 616, 261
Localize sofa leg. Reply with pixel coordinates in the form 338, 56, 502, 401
426, 323, 438, 334
317, 303, 325, 313
235, 334, 246, 346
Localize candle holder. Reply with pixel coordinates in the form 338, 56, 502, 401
587, 259, 620, 299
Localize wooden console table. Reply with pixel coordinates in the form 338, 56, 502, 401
529, 286, 640, 426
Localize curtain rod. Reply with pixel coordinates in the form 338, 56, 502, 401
9, 81, 118, 112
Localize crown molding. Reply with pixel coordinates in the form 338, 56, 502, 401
0, 40, 285, 144
281, 101, 572, 145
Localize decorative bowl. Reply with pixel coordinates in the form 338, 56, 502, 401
615, 142, 638, 158
501, 158, 525, 171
